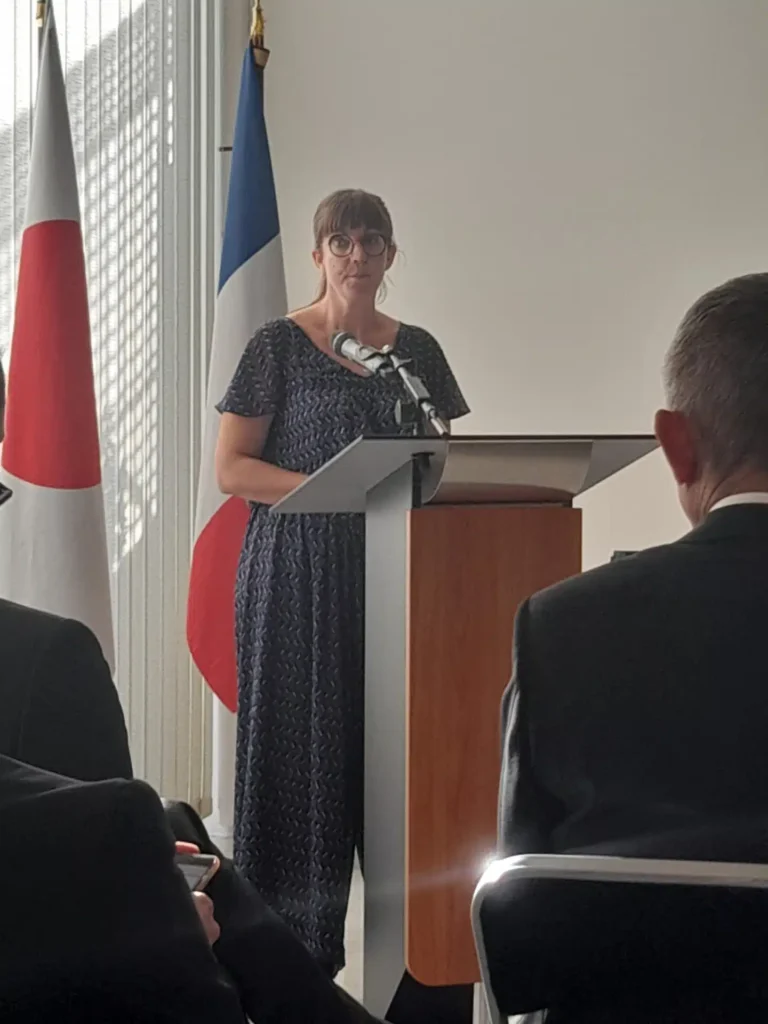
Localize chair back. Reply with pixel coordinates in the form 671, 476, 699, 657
473, 820, 768, 1022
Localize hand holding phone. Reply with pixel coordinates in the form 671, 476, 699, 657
175, 851, 220, 891
191, 891, 220, 945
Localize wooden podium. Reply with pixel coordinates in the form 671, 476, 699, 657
274, 434, 657, 1016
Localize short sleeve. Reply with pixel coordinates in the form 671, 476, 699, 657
216, 318, 285, 418
416, 329, 470, 422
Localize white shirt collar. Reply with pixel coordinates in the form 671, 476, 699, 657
709, 492, 768, 514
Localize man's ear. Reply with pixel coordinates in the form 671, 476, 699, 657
655, 408, 699, 485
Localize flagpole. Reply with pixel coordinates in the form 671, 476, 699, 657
35, 0, 46, 58
250, 1, 270, 73
202, 0, 252, 855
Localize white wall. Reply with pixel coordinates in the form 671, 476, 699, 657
264, 0, 768, 567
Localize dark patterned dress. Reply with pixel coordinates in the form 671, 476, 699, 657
218, 317, 469, 972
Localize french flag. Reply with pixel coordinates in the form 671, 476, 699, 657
0, 3, 114, 668
187, 49, 286, 712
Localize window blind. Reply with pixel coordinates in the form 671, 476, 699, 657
0, 0, 216, 809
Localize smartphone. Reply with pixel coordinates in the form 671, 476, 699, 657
175, 852, 220, 891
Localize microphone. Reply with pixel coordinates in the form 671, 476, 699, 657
331, 330, 448, 436
331, 331, 394, 375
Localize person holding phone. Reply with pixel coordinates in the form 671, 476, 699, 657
0, 754, 245, 1024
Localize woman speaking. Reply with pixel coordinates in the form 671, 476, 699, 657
215, 189, 469, 976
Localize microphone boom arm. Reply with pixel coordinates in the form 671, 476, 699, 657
388, 352, 449, 437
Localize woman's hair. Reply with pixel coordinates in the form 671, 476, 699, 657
312, 189, 395, 302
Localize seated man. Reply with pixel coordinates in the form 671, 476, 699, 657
500, 271, 768, 854
496, 273, 768, 1020
0, 753, 245, 1023
2, 678, 382, 1024
1, 705, 383, 1024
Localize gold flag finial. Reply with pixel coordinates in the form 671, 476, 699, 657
35, 0, 48, 27
250, 1, 269, 70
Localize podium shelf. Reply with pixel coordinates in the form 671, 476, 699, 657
272, 434, 659, 514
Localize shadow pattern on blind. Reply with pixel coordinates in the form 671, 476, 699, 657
0, 0, 215, 810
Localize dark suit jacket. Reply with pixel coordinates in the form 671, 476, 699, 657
500, 503, 768, 855
0, 599, 380, 1023
0, 755, 246, 1023
0, 598, 132, 781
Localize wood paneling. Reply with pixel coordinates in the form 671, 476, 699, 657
405, 505, 582, 985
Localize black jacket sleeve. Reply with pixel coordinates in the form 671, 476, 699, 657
93, 780, 247, 1024
163, 799, 381, 1024
19, 617, 133, 782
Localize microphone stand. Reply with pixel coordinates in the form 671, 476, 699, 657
387, 350, 449, 437
394, 398, 422, 435
332, 331, 447, 436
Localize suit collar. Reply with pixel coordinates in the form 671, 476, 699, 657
684, 502, 768, 546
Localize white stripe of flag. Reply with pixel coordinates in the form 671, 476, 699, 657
187, 48, 287, 711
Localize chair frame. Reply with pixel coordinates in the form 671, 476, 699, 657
471, 853, 768, 1024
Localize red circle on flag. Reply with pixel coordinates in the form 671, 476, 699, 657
2, 220, 102, 490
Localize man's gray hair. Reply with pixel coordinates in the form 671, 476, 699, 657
664, 272, 768, 475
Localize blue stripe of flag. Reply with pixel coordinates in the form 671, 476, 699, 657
218, 50, 280, 294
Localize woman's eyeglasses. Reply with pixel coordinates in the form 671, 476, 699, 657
328, 233, 388, 258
